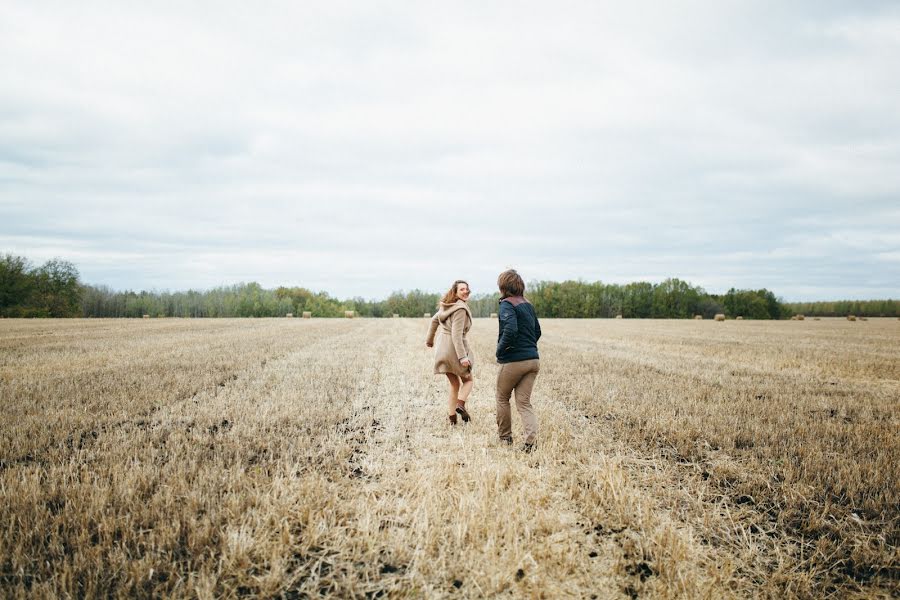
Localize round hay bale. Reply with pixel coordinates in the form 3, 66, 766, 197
142, 314, 150, 319
796, 314, 805, 321
714, 314, 726, 321
490, 313, 498, 318
285, 313, 293, 318
392, 313, 400, 318
847, 315, 857, 321
615, 314, 623, 319
736, 316, 744, 320
423, 313, 431, 318
694, 315, 703, 320
302, 311, 312, 318
344, 310, 355, 319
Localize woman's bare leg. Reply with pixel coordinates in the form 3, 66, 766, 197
445, 374, 461, 416
453, 374, 474, 423
458, 375, 474, 406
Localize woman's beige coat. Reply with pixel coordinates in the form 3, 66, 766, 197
425, 300, 473, 378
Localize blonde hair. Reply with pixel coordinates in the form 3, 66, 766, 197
441, 280, 469, 304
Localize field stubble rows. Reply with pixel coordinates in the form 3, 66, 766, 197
0, 317, 897, 598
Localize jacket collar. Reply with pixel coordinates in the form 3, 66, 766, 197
500, 295, 527, 307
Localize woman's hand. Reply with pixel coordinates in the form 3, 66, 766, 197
425, 341, 433, 348
460, 357, 471, 368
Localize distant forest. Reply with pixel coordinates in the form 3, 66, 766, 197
2, 253, 897, 319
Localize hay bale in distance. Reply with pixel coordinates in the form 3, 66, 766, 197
142, 314, 150, 319
736, 316, 744, 320
714, 314, 726, 321
847, 315, 857, 321
392, 313, 400, 318
302, 311, 312, 319
796, 314, 805, 321
694, 315, 703, 320
423, 313, 431, 318
490, 313, 498, 318
285, 313, 293, 318
859, 316, 868, 321
615, 314, 623, 319
344, 310, 355, 319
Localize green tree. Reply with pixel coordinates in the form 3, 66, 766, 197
724, 288, 780, 319
622, 281, 654, 318
652, 278, 702, 318
34, 259, 82, 317
0, 254, 35, 316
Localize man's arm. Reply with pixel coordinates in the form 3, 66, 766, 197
496, 301, 518, 356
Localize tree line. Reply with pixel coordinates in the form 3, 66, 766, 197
79, 283, 501, 319
52, 271, 792, 320
527, 280, 785, 319
5, 252, 894, 319
781, 299, 898, 318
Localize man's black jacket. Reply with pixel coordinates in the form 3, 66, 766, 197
496, 296, 541, 363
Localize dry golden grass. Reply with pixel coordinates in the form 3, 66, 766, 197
1, 318, 897, 598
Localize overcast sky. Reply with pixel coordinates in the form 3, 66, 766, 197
2, 1, 899, 301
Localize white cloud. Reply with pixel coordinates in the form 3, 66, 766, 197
1, 1, 899, 301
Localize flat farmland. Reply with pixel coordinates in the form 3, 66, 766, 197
1, 318, 898, 598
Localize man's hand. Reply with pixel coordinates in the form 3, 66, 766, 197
425, 342, 433, 348
460, 357, 471, 368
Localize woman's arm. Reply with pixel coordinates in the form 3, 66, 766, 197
449, 309, 468, 360
425, 314, 439, 347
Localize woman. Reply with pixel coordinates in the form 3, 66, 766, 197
495, 269, 541, 451
425, 280, 474, 425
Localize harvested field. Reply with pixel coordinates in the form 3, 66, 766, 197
1, 318, 898, 598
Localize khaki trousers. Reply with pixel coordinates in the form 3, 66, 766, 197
495, 359, 540, 444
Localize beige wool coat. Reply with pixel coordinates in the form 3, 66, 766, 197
425, 300, 473, 378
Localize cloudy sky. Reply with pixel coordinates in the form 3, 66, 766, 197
2, 1, 899, 301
